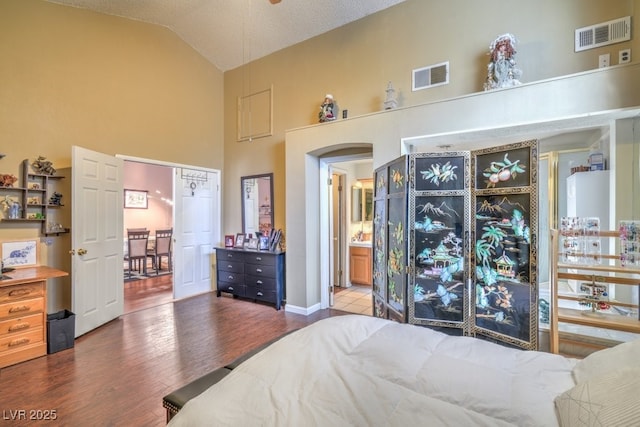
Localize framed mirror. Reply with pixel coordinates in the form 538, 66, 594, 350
351, 179, 373, 222
241, 173, 274, 237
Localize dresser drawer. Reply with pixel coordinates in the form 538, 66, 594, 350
216, 270, 244, 285
0, 297, 45, 319
244, 253, 276, 266
217, 250, 245, 263
217, 260, 245, 274
246, 275, 277, 291
246, 287, 277, 304
218, 282, 245, 297
0, 328, 44, 353
0, 313, 43, 337
0, 282, 45, 304
244, 264, 275, 277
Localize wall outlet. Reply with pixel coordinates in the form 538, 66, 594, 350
599, 53, 610, 68
619, 48, 631, 64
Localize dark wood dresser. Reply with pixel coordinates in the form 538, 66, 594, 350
215, 248, 285, 310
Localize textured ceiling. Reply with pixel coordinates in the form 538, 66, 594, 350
45, 0, 407, 71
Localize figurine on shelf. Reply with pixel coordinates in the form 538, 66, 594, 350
0, 174, 17, 187
383, 81, 398, 110
49, 192, 63, 206
318, 94, 338, 123
1, 196, 21, 219
483, 33, 522, 91
32, 156, 56, 176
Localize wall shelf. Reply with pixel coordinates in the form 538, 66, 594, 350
0, 159, 69, 235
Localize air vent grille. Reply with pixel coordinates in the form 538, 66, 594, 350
412, 62, 449, 91
575, 16, 631, 52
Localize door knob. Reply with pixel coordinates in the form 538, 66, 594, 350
77, 248, 88, 256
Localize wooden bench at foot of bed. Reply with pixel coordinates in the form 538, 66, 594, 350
162, 330, 298, 423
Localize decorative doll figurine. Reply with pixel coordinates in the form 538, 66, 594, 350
318, 94, 338, 122
484, 33, 522, 91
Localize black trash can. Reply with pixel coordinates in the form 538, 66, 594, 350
47, 309, 75, 354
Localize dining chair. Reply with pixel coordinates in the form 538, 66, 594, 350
149, 228, 173, 274
125, 230, 150, 278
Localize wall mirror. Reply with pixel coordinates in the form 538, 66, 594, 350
351, 179, 373, 222
241, 173, 274, 237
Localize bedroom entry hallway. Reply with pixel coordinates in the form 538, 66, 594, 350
123, 161, 175, 314
324, 151, 374, 316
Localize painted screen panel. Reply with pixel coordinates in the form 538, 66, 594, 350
471, 140, 538, 350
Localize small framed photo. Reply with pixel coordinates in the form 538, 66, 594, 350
235, 233, 246, 248
224, 235, 235, 247
259, 236, 270, 250
246, 238, 259, 250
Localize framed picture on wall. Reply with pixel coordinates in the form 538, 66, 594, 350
124, 189, 148, 209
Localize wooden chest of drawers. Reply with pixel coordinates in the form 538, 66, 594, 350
216, 248, 285, 310
0, 266, 68, 368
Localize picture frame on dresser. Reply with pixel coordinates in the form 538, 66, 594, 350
224, 235, 235, 248
258, 236, 269, 250
235, 233, 246, 248
246, 238, 259, 250
1, 239, 38, 267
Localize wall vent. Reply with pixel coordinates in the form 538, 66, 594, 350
575, 16, 631, 52
412, 61, 449, 91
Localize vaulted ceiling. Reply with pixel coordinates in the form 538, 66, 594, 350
45, 0, 407, 71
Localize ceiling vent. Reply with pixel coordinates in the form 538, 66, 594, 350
412, 61, 449, 91
575, 16, 631, 52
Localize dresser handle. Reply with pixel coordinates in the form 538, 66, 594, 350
9, 289, 31, 297
256, 268, 262, 273
257, 292, 263, 297
256, 257, 262, 261
227, 254, 233, 257
8, 323, 30, 332
228, 286, 234, 291
8, 338, 30, 347
257, 280, 263, 284
227, 275, 234, 280
9, 305, 31, 314
227, 265, 233, 268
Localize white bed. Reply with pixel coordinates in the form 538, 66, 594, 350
168, 315, 640, 426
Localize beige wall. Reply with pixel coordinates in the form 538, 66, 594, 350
223, 0, 639, 236
2, 0, 640, 310
0, 0, 224, 248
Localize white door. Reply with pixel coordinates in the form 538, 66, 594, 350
330, 171, 345, 306
72, 146, 124, 337
173, 169, 220, 299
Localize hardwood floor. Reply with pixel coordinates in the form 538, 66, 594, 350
0, 289, 346, 426
124, 273, 173, 314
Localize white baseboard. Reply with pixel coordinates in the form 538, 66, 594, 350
284, 303, 321, 315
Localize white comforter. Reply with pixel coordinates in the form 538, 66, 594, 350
169, 315, 577, 426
